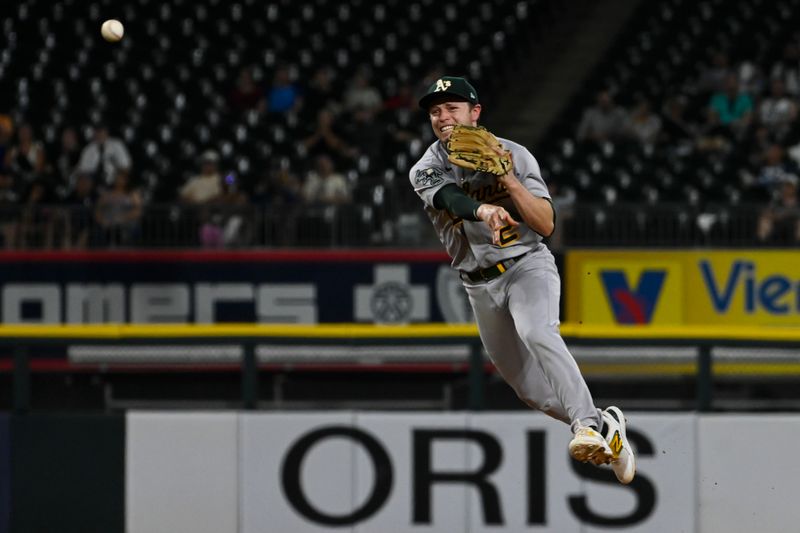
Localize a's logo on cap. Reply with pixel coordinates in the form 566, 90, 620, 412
434, 79, 452, 92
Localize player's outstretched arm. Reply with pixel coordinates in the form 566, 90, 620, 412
433, 184, 519, 246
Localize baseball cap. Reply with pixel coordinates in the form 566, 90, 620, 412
200, 149, 219, 163
418, 76, 479, 110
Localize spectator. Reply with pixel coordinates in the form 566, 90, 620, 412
343, 68, 382, 114
755, 144, 800, 195
179, 150, 224, 247
200, 172, 251, 248
61, 172, 98, 249
228, 66, 264, 115
53, 126, 83, 191
94, 169, 143, 247
757, 179, 800, 244
383, 82, 415, 111
786, 136, 800, 168
215, 173, 249, 207
697, 51, 733, 95
302, 66, 338, 120
576, 90, 628, 143
76, 124, 132, 186
626, 98, 662, 145
660, 96, 698, 148
736, 60, 766, 98
769, 42, 800, 97
696, 105, 732, 154
708, 73, 753, 138
384, 84, 420, 154
17, 179, 55, 249
302, 155, 351, 206
0, 169, 19, 247
343, 106, 384, 167
251, 163, 302, 208
0, 115, 13, 169
179, 150, 222, 205
5, 123, 47, 185
251, 162, 303, 246
748, 122, 775, 159
301, 108, 358, 168
264, 65, 301, 114
757, 78, 798, 141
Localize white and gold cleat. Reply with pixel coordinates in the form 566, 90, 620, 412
569, 425, 614, 465
602, 406, 636, 485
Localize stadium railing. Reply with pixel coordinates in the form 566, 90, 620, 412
4, 323, 800, 413
0, 202, 785, 248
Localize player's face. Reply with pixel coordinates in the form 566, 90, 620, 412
428, 101, 481, 143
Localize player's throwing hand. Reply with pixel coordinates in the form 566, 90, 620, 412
476, 204, 519, 245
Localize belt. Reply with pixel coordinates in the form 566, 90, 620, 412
460, 252, 529, 283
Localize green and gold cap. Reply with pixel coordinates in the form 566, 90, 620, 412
418, 76, 479, 110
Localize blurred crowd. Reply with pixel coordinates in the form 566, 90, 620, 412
571, 40, 800, 244
0, 118, 140, 249
0, 63, 423, 249
4, 32, 800, 249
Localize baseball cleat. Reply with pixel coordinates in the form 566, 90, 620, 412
569, 426, 613, 465
602, 406, 636, 484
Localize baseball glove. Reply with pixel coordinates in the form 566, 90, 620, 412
446, 125, 513, 176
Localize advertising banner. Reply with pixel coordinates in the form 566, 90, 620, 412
0, 251, 463, 325
123, 411, 800, 532
566, 250, 800, 326
698, 415, 800, 533
126, 412, 239, 533
237, 412, 694, 533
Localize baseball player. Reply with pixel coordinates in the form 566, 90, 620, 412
409, 76, 635, 484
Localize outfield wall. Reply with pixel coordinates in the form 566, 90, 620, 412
3, 411, 799, 533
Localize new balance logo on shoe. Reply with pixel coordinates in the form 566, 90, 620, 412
609, 430, 623, 456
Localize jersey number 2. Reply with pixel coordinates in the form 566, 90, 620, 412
498, 224, 519, 246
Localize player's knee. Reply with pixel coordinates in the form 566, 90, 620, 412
515, 387, 545, 411
542, 408, 570, 425
522, 327, 562, 355
516, 389, 569, 424
518, 394, 540, 410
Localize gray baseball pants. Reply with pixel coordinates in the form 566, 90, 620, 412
463, 248, 602, 433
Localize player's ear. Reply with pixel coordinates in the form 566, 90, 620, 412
470, 104, 482, 124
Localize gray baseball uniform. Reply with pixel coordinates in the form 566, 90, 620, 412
410, 138, 601, 433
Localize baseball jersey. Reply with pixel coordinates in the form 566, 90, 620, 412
409, 137, 551, 272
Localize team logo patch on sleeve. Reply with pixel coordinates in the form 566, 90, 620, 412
415, 168, 445, 187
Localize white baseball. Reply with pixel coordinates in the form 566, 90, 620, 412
101, 19, 124, 42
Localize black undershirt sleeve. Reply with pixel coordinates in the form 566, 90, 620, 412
433, 184, 557, 231
432, 184, 482, 221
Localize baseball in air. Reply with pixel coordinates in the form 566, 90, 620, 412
101, 19, 124, 42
